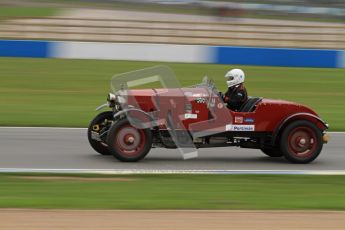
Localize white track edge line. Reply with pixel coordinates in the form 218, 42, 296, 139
1, 168, 345, 175
0, 127, 86, 130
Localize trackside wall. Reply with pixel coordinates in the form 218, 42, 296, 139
0, 40, 344, 68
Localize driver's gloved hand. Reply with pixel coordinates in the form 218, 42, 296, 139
219, 92, 229, 103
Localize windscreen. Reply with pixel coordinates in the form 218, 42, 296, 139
110, 65, 198, 160
110, 66, 234, 159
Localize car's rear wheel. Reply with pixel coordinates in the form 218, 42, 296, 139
107, 118, 152, 162
280, 120, 323, 164
87, 111, 113, 155
261, 147, 283, 157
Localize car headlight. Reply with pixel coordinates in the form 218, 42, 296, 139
107, 93, 116, 102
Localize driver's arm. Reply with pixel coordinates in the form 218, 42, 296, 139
218, 91, 225, 101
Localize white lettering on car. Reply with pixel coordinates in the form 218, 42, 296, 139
185, 114, 198, 119
225, 124, 255, 131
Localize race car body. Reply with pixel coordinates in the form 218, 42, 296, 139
88, 66, 329, 163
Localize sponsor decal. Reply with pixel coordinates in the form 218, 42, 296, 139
226, 124, 255, 132
195, 97, 207, 103
235, 116, 243, 124
244, 118, 254, 123
217, 103, 224, 109
184, 113, 198, 119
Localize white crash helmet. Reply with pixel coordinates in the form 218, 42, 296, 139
225, 69, 245, 87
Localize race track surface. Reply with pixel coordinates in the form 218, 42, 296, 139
0, 127, 344, 172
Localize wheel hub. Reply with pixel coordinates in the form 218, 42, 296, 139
115, 125, 145, 154
124, 134, 135, 145
296, 137, 307, 147
288, 127, 317, 158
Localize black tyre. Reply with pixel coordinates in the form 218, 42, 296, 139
87, 111, 113, 155
107, 118, 152, 162
280, 120, 323, 164
261, 148, 283, 157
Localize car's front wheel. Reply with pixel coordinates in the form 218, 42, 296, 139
107, 118, 152, 162
280, 120, 323, 164
87, 111, 113, 155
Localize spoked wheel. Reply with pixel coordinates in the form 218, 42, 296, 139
280, 120, 323, 164
107, 118, 152, 162
87, 111, 113, 155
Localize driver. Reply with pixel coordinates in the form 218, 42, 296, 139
223, 69, 248, 111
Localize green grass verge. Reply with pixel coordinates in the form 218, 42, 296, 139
0, 7, 58, 18
0, 57, 344, 130
0, 174, 345, 210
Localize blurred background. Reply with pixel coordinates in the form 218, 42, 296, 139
0, 0, 344, 129
1, 2, 345, 226
0, 0, 344, 47
1, 3, 345, 227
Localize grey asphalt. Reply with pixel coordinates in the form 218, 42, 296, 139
0, 127, 344, 171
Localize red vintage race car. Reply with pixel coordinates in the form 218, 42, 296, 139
88, 66, 329, 164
